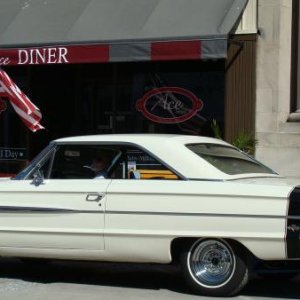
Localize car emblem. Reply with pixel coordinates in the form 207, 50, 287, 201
136, 87, 203, 124
287, 224, 300, 232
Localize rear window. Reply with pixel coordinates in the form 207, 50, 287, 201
186, 143, 275, 175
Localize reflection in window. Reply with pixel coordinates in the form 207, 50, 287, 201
48, 146, 120, 179
186, 143, 275, 175
111, 146, 178, 180
125, 148, 178, 180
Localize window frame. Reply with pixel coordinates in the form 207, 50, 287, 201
17, 142, 185, 181
291, 0, 300, 113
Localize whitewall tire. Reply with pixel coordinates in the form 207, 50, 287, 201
181, 239, 248, 296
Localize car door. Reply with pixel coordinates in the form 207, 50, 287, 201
103, 146, 182, 262
0, 179, 109, 252
0, 144, 115, 253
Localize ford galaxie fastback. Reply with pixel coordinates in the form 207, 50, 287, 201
0, 134, 299, 296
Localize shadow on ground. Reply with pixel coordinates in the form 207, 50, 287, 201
0, 258, 299, 298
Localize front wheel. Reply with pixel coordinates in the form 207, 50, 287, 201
181, 239, 248, 297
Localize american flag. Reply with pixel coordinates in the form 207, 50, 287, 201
0, 68, 44, 132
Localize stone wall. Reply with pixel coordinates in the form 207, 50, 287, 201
256, 0, 300, 177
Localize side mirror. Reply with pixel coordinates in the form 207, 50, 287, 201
31, 170, 44, 186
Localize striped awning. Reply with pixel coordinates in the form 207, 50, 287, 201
0, 0, 248, 66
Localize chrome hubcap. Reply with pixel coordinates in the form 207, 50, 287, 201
188, 240, 235, 287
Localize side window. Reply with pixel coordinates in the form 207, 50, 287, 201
28, 144, 120, 180
49, 146, 92, 179
28, 144, 178, 180
113, 146, 178, 180
49, 145, 121, 179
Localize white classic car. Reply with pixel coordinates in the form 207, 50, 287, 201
0, 134, 300, 296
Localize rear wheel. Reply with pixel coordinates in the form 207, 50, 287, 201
181, 239, 248, 297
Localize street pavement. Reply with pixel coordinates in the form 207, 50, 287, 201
0, 258, 299, 300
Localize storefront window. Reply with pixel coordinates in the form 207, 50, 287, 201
3, 59, 225, 176
0, 68, 29, 177
297, 2, 300, 113
291, 0, 300, 116
79, 60, 225, 137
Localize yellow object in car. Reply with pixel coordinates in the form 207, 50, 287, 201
138, 169, 178, 179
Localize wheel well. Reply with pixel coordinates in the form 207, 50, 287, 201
171, 237, 196, 263
170, 237, 257, 266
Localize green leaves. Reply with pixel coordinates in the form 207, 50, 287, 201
232, 132, 257, 155
211, 119, 257, 155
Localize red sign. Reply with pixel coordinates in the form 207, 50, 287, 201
136, 87, 203, 124
0, 98, 7, 114
0, 44, 109, 66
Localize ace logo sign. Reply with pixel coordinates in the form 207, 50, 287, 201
136, 87, 203, 124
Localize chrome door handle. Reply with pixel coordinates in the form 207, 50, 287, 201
86, 193, 104, 202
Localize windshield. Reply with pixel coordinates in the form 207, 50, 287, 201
186, 143, 275, 175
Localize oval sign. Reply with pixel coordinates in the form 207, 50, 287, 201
0, 98, 7, 114
136, 87, 203, 124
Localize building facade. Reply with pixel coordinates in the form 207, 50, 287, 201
0, 0, 258, 176
3, 0, 300, 178
255, 0, 300, 177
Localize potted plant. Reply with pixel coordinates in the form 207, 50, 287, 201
211, 119, 257, 156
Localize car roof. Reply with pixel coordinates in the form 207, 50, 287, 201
53, 134, 275, 180
54, 133, 228, 145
